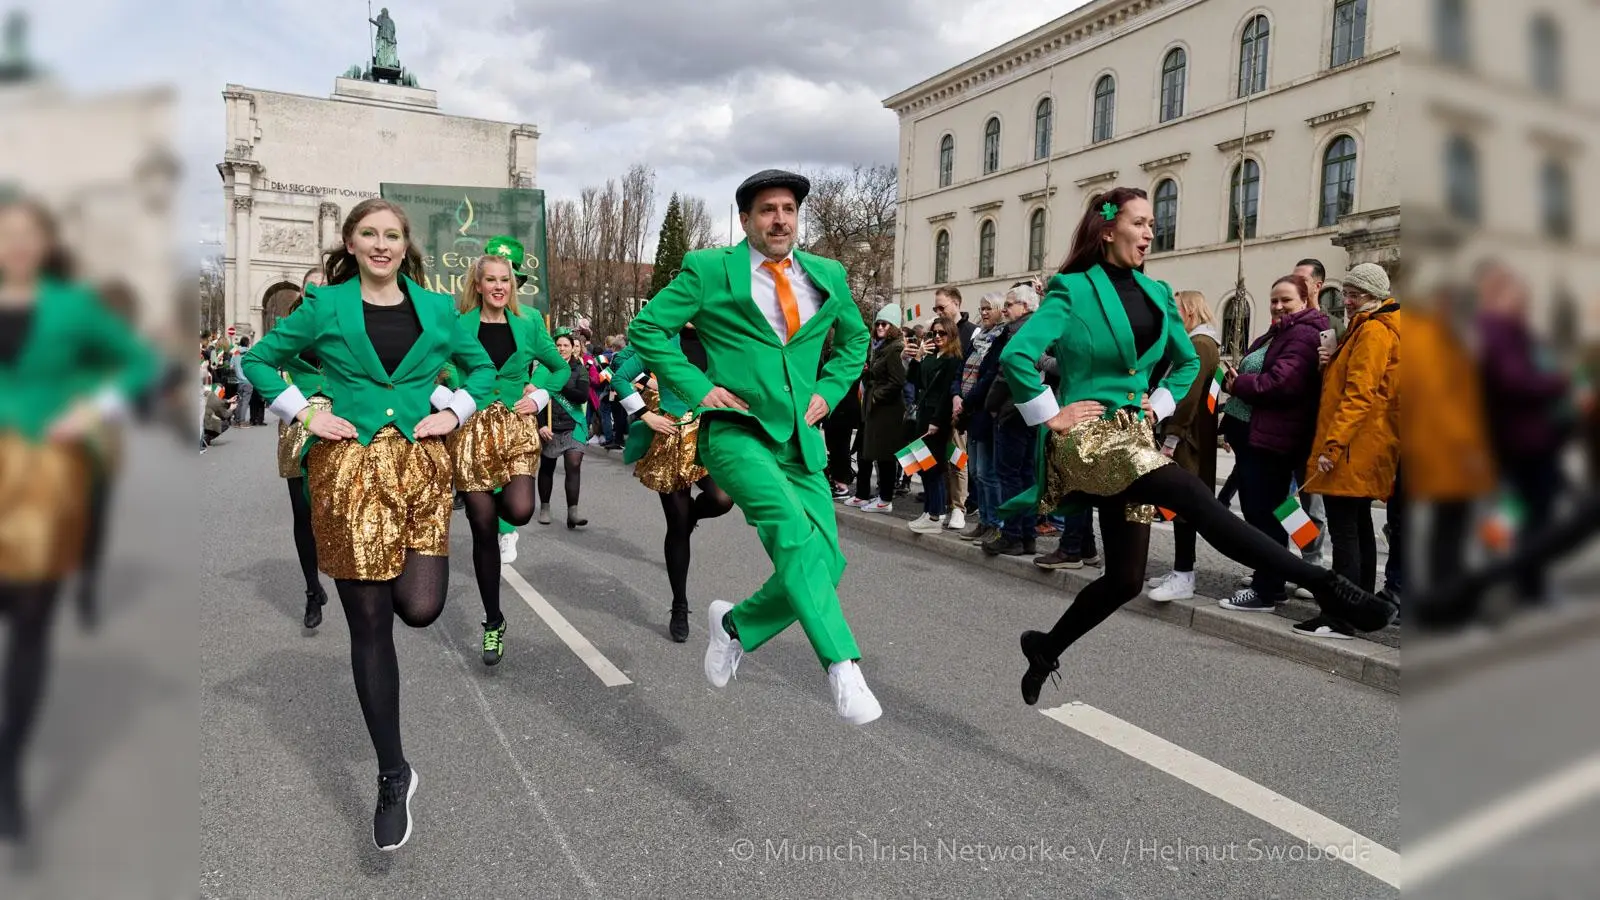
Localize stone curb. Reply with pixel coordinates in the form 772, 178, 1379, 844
834, 507, 1401, 694
1404, 597, 1600, 690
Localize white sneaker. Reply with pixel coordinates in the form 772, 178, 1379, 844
703, 600, 743, 688
1146, 571, 1175, 589
1290, 584, 1315, 600
844, 496, 868, 508
861, 498, 893, 514
1148, 570, 1195, 603
498, 532, 519, 565
829, 661, 882, 725
908, 514, 942, 535
945, 509, 966, 531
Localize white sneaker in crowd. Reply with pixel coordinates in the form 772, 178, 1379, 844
829, 660, 882, 725
844, 496, 868, 508
908, 514, 942, 535
1148, 570, 1195, 603
945, 509, 966, 531
1147, 570, 1175, 589
861, 498, 893, 514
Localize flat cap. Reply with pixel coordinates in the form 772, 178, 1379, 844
735, 169, 810, 213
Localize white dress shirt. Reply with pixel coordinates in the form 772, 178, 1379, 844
748, 244, 823, 343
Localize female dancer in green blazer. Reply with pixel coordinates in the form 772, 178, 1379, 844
275, 266, 334, 629
442, 237, 567, 665
243, 198, 496, 852
998, 187, 1398, 707
611, 325, 734, 642
0, 198, 159, 843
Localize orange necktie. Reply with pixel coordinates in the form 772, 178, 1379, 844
761, 258, 802, 340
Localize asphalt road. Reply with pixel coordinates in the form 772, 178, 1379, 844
199, 425, 1400, 899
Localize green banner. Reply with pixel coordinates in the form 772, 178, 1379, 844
378, 183, 549, 318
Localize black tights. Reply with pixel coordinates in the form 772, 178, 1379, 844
538, 449, 584, 508
286, 478, 322, 596
464, 476, 537, 625
1039, 465, 1334, 659
77, 473, 113, 614
0, 584, 60, 788
334, 553, 448, 775
658, 476, 734, 605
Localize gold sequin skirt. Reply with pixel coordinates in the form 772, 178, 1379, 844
0, 432, 90, 583
278, 394, 334, 479
1040, 409, 1172, 524
445, 401, 540, 492
306, 426, 452, 581
635, 417, 707, 494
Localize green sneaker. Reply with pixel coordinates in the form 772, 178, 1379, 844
481, 620, 507, 666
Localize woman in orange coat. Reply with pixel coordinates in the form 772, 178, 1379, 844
1299, 263, 1400, 638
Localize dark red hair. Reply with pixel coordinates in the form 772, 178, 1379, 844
1057, 186, 1150, 275
1272, 273, 1313, 305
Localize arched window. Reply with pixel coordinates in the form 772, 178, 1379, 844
978, 220, 996, 278
1160, 49, 1187, 122
1319, 136, 1358, 227
1239, 15, 1270, 96
1221, 294, 1252, 358
983, 118, 1001, 175
1092, 75, 1116, 143
1331, 0, 1368, 66
1027, 209, 1047, 271
1541, 159, 1573, 240
934, 229, 950, 284
1034, 98, 1053, 160
1436, 0, 1469, 65
1228, 159, 1260, 240
1531, 15, 1562, 96
1153, 179, 1178, 252
1445, 135, 1480, 223
938, 135, 954, 188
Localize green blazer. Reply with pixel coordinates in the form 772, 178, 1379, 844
626, 240, 869, 474
242, 275, 496, 444
0, 279, 158, 443
280, 354, 326, 397
441, 305, 569, 409
998, 264, 1199, 517
610, 337, 708, 464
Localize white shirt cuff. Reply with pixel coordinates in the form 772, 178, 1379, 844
430, 385, 453, 410
270, 385, 310, 424
446, 388, 477, 425
527, 388, 550, 413
620, 391, 646, 416
1015, 389, 1061, 427
1149, 386, 1177, 422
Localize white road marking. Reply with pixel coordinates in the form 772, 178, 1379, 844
501, 566, 633, 687
1405, 750, 1600, 887
1041, 701, 1401, 889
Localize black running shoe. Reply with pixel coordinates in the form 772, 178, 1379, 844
1311, 574, 1396, 633
1019, 630, 1060, 706
374, 765, 418, 851
304, 589, 326, 630
669, 601, 689, 643
482, 620, 507, 666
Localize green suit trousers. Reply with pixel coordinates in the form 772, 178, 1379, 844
698, 417, 860, 668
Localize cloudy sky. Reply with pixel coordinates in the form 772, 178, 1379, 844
14, 0, 1091, 254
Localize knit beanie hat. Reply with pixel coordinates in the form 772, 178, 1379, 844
1343, 263, 1391, 300
875, 304, 901, 326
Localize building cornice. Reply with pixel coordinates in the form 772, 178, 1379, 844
970, 200, 1004, 214
1139, 152, 1190, 172
1019, 186, 1058, 202
1075, 170, 1118, 189
1306, 102, 1373, 129
927, 211, 957, 224
1216, 131, 1274, 154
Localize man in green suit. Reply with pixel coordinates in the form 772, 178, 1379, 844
628, 169, 879, 725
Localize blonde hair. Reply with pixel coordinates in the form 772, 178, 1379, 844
1174, 290, 1215, 327
457, 255, 523, 316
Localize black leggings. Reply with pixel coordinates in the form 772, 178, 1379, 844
1325, 496, 1377, 593
658, 475, 735, 605
0, 584, 61, 788
78, 472, 114, 608
334, 552, 448, 775
538, 449, 584, 508
1038, 465, 1334, 659
463, 475, 537, 625
286, 478, 322, 596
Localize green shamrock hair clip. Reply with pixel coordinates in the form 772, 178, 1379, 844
1100, 201, 1119, 221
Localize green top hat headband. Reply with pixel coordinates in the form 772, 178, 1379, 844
484, 235, 528, 285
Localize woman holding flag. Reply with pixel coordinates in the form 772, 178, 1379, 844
997, 187, 1397, 706
904, 316, 962, 534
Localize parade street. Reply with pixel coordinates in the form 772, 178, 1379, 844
196, 425, 1402, 899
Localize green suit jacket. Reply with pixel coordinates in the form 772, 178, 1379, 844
440, 305, 569, 411
998, 264, 1199, 517
280, 354, 326, 397
242, 276, 496, 444
626, 240, 869, 473
610, 338, 705, 464
0, 279, 159, 442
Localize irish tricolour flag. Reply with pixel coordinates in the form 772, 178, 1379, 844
1206, 366, 1228, 413
949, 445, 968, 471
1274, 496, 1320, 549
1479, 494, 1523, 553
896, 439, 937, 475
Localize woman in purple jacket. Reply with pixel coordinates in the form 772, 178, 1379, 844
1220, 274, 1328, 611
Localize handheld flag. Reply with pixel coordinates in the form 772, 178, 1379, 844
949, 445, 968, 471
1479, 494, 1524, 552
1274, 496, 1320, 549
1206, 366, 1228, 413
1156, 507, 1178, 522
895, 439, 936, 475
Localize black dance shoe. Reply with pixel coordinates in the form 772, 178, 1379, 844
1310, 574, 1396, 633
374, 765, 418, 851
1019, 630, 1060, 706
304, 588, 327, 630
669, 600, 690, 643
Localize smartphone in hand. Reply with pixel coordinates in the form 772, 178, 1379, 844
1318, 329, 1337, 354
